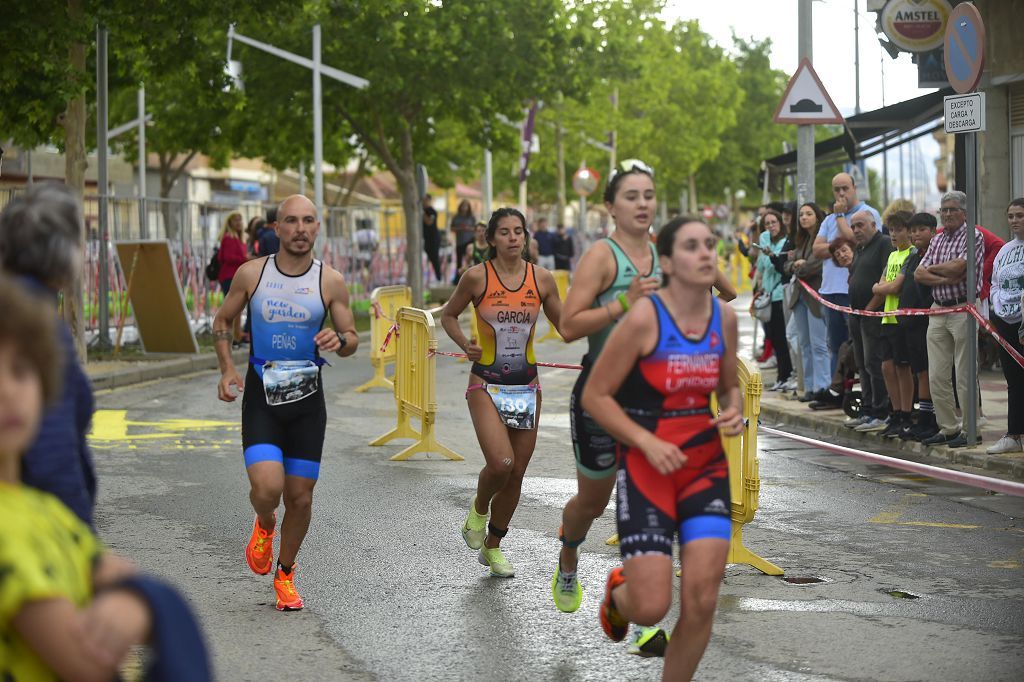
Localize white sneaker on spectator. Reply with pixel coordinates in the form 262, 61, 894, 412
759, 356, 778, 369
986, 435, 1023, 454
767, 380, 786, 391
855, 417, 888, 432
844, 415, 870, 428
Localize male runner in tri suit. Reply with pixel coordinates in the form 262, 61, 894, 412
441, 207, 563, 577
583, 216, 743, 681
215, 194, 358, 611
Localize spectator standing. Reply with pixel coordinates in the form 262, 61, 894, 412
533, 217, 556, 270
218, 212, 248, 347
871, 212, 916, 437
986, 198, 1024, 454
0, 182, 97, 527
553, 223, 575, 271
245, 216, 263, 256
449, 200, 477, 277
422, 196, 443, 282
756, 209, 793, 390
845, 211, 893, 432
915, 191, 986, 448
897, 213, 940, 441
786, 202, 831, 401
813, 173, 883, 373
257, 207, 281, 256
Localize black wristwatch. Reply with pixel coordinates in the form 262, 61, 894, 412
336, 331, 348, 350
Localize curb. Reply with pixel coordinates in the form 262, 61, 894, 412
88, 331, 373, 392
759, 403, 1024, 483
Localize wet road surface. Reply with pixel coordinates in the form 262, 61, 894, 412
91, 320, 1023, 681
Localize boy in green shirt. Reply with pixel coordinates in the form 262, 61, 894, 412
872, 212, 916, 437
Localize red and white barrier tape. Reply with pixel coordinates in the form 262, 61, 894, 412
428, 349, 584, 371
796, 279, 1024, 369
760, 424, 1024, 497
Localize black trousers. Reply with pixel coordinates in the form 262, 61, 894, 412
768, 300, 792, 382
849, 314, 889, 418
992, 314, 1024, 435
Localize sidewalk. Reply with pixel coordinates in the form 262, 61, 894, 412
727, 293, 1023, 481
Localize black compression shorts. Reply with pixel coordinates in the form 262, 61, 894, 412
241, 364, 327, 480
570, 356, 618, 479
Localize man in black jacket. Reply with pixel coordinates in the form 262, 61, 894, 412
846, 211, 893, 432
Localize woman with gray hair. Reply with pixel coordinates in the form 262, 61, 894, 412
0, 181, 97, 527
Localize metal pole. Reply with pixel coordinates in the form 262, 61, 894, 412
796, 0, 815, 206
899, 144, 905, 197
483, 149, 493, 219
138, 85, 147, 239
299, 160, 306, 195
312, 24, 324, 221
96, 24, 111, 350
26, 150, 32, 186
965, 132, 978, 445
881, 52, 888, 207
853, 0, 861, 115
579, 196, 586, 233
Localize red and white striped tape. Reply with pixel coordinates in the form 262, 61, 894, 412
796, 279, 1024, 369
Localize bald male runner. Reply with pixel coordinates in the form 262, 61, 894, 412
215, 195, 359, 610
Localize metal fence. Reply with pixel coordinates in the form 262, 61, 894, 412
0, 188, 459, 337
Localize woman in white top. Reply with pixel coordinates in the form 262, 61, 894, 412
987, 198, 1024, 454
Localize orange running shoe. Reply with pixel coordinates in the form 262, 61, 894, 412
600, 567, 628, 642
274, 565, 304, 611
245, 514, 275, 575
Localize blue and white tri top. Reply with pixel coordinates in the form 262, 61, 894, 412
249, 255, 327, 378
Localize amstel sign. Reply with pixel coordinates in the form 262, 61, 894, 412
881, 0, 952, 53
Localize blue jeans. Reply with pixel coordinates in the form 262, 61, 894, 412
792, 300, 832, 392
821, 293, 849, 375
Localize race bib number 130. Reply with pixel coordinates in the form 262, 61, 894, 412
486, 384, 538, 430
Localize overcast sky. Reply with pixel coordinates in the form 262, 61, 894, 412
662, 0, 939, 207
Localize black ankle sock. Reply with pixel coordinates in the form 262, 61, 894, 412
278, 562, 294, 575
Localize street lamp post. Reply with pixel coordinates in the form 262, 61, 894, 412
227, 23, 369, 223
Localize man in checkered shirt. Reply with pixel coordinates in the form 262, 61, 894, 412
913, 190, 985, 448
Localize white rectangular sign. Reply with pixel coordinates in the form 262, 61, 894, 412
944, 92, 986, 134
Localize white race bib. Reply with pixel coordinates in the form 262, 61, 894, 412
486, 384, 538, 430
262, 360, 320, 405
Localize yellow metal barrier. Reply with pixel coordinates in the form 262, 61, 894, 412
537, 269, 570, 342
369, 306, 463, 461
720, 357, 781, 574
354, 285, 411, 393
610, 357, 780, 574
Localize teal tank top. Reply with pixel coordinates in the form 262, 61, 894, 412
587, 237, 661, 359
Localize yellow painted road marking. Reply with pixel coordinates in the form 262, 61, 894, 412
89, 409, 236, 446
894, 521, 979, 529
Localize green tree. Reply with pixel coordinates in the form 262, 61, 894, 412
234, 0, 578, 303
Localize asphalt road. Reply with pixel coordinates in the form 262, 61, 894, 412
90, 312, 1023, 681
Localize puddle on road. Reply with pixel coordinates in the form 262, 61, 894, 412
781, 576, 829, 585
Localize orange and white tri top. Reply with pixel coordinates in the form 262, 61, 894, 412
471, 261, 541, 385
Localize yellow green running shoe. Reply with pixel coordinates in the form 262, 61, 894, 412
478, 546, 515, 577
551, 563, 583, 613
461, 495, 487, 550
627, 626, 669, 657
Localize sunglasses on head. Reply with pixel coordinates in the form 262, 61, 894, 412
610, 158, 655, 180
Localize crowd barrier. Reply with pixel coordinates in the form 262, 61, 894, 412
354, 286, 411, 393
369, 306, 463, 461
796, 279, 1024, 369
728, 251, 753, 294
537, 269, 571, 343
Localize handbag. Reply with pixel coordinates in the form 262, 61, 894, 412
753, 291, 772, 323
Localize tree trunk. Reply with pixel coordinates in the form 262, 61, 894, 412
688, 174, 698, 214
395, 166, 423, 306
63, 0, 87, 361
158, 153, 178, 241
555, 118, 566, 227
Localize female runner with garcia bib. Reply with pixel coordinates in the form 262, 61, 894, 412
441, 208, 563, 577
582, 217, 744, 681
